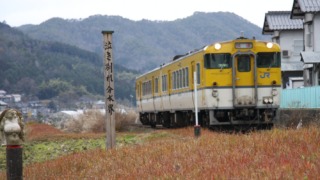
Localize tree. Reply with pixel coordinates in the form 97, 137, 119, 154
38, 79, 72, 99
14, 77, 38, 95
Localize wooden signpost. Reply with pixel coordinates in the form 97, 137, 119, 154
102, 31, 116, 149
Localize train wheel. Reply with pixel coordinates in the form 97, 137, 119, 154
150, 122, 156, 128
163, 119, 170, 128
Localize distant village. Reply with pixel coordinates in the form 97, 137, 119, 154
0, 89, 127, 125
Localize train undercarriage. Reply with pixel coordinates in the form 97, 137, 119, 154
139, 108, 276, 130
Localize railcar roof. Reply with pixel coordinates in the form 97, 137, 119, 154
136, 46, 205, 79
136, 37, 272, 80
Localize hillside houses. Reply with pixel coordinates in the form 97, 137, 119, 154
263, 0, 320, 88
0, 90, 21, 103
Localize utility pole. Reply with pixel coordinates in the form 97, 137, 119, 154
102, 31, 116, 149
194, 72, 201, 137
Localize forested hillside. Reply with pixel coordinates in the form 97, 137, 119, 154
1, 12, 269, 103
0, 23, 139, 101
19, 12, 269, 71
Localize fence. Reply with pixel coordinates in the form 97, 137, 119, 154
280, 86, 320, 108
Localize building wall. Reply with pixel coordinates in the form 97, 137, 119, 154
314, 13, 320, 51
278, 30, 304, 88
279, 30, 303, 62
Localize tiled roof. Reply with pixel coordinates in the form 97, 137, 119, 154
298, 0, 320, 12
262, 11, 303, 34
0, 100, 7, 106
291, 0, 320, 19
300, 51, 320, 63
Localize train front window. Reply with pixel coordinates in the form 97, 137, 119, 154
204, 53, 232, 69
237, 55, 251, 72
257, 52, 281, 68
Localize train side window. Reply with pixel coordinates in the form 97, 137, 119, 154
237, 55, 250, 72
185, 67, 189, 87
147, 81, 150, 95
142, 83, 144, 96
176, 71, 178, 89
165, 75, 167, 91
182, 68, 186, 88
179, 70, 182, 88
174, 71, 177, 89
162, 75, 167, 92
155, 78, 158, 93
196, 63, 200, 84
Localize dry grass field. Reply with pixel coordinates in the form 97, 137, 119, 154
1, 122, 319, 179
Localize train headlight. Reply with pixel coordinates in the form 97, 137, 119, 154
272, 89, 278, 96
212, 89, 218, 97
214, 43, 221, 50
263, 97, 274, 104
266, 42, 273, 49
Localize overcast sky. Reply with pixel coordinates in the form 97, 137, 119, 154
1, 0, 294, 27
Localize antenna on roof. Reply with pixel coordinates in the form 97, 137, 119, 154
240, 31, 244, 38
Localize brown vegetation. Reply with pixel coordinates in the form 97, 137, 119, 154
278, 109, 320, 129
63, 109, 137, 133
25, 122, 104, 142
2, 126, 319, 179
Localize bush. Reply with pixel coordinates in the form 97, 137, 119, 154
277, 109, 320, 129
64, 108, 137, 133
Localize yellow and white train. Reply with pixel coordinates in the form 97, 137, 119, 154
136, 36, 281, 128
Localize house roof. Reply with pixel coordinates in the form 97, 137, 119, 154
282, 61, 304, 71
291, 0, 320, 19
262, 11, 303, 35
300, 51, 320, 63
0, 100, 7, 106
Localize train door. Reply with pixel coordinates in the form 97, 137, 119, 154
167, 70, 172, 111
233, 54, 256, 107
191, 61, 195, 106
152, 76, 156, 111
137, 81, 143, 112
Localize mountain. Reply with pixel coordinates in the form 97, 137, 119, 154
0, 23, 139, 103
19, 12, 269, 71
0, 12, 269, 105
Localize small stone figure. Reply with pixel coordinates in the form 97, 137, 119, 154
0, 109, 24, 146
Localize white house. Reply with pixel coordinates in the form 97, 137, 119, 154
262, 11, 304, 88
0, 90, 6, 96
11, 94, 21, 102
291, 0, 320, 86
0, 100, 7, 112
